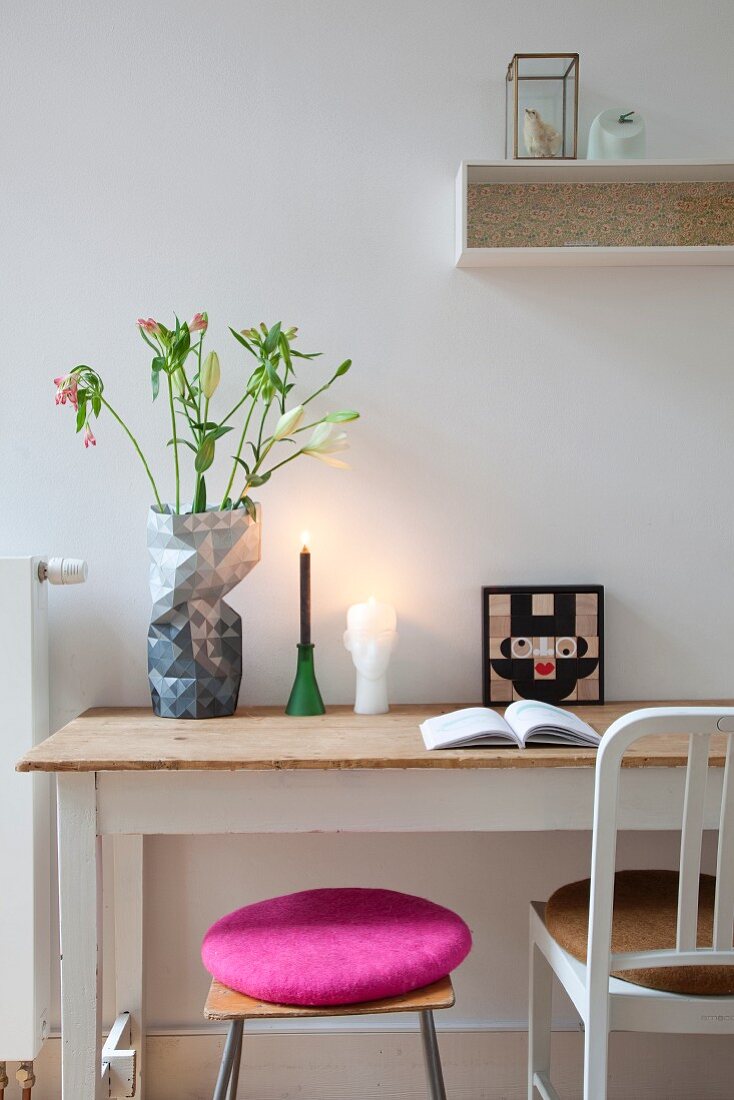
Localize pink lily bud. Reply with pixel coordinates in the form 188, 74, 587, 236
137, 317, 161, 337
189, 312, 208, 333
83, 422, 96, 448
54, 373, 79, 410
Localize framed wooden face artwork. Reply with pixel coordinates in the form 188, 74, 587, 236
482, 585, 604, 705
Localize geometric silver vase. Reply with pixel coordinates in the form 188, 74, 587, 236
147, 505, 261, 719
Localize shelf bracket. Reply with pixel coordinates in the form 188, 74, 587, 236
101, 1011, 137, 1098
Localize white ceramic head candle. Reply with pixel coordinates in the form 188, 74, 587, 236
344, 597, 398, 715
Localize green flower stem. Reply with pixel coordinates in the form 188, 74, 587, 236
196, 337, 203, 423
301, 375, 335, 408
193, 393, 210, 509
235, 399, 284, 501
256, 398, 271, 454
167, 374, 180, 514
220, 390, 252, 427
292, 419, 324, 435
254, 448, 304, 481
237, 445, 305, 503
220, 392, 259, 509
100, 397, 163, 510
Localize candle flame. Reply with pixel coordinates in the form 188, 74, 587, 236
300, 529, 311, 552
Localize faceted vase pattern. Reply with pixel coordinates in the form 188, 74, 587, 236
147, 507, 261, 719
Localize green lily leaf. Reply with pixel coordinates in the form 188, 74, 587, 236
265, 361, 284, 392
172, 326, 190, 364
208, 425, 234, 441
279, 332, 293, 371
139, 329, 159, 353
229, 327, 256, 355
248, 471, 271, 487
193, 476, 207, 513
334, 359, 352, 377
264, 323, 282, 354
195, 435, 216, 473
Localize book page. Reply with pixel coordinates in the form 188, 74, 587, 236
504, 700, 600, 745
419, 707, 518, 750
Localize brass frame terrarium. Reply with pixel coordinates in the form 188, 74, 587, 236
505, 53, 579, 160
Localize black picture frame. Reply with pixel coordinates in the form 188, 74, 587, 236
482, 584, 604, 706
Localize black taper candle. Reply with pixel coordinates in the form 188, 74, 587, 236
299, 539, 311, 645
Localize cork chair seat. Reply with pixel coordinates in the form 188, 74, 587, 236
528, 706, 734, 1100
545, 869, 734, 996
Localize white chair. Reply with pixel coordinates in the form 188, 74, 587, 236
528, 706, 734, 1100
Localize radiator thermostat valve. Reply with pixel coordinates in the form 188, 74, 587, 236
38, 557, 88, 585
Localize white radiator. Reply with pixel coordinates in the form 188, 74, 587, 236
0, 556, 86, 1067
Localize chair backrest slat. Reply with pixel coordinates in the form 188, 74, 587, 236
676, 733, 710, 951
585, 708, 734, 994
714, 739, 734, 950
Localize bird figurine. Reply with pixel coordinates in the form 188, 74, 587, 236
523, 107, 562, 158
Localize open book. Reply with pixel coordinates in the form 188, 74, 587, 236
420, 700, 601, 750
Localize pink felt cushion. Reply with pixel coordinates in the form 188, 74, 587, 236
201, 887, 472, 1006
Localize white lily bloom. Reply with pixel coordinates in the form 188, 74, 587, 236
272, 404, 305, 441
307, 452, 350, 469
303, 423, 348, 453
302, 423, 350, 467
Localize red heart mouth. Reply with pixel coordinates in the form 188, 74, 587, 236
535, 662, 554, 676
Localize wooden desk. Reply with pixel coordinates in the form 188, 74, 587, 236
16, 701, 733, 1100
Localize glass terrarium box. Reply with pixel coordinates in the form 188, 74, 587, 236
505, 53, 578, 160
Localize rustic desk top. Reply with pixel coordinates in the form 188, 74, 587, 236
16, 701, 733, 773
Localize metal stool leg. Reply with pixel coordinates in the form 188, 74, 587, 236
213, 1020, 243, 1100
228, 1019, 244, 1100
419, 1010, 447, 1100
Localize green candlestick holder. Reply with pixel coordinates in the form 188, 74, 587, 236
285, 643, 326, 716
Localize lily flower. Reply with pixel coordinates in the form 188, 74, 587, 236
302, 423, 350, 468
137, 317, 161, 337
83, 422, 96, 448
54, 373, 79, 410
190, 312, 208, 333
172, 368, 186, 397
200, 351, 220, 399
272, 404, 305, 441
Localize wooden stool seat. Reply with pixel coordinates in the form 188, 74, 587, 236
205, 974, 455, 1099
205, 974, 455, 1020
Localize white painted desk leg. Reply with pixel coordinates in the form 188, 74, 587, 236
113, 834, 145, 1099
57, 772, 105, 1100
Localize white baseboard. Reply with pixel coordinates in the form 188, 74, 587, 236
25, 1027, 734, 1099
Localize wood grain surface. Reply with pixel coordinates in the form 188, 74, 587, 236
203, 975, 455, 1020
16, 702, 734, 773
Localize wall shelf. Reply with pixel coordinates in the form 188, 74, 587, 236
455, 160, 734, 267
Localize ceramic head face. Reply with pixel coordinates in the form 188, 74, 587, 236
344, 628, 398, 680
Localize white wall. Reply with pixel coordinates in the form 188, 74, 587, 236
3, 0, 734, 1052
